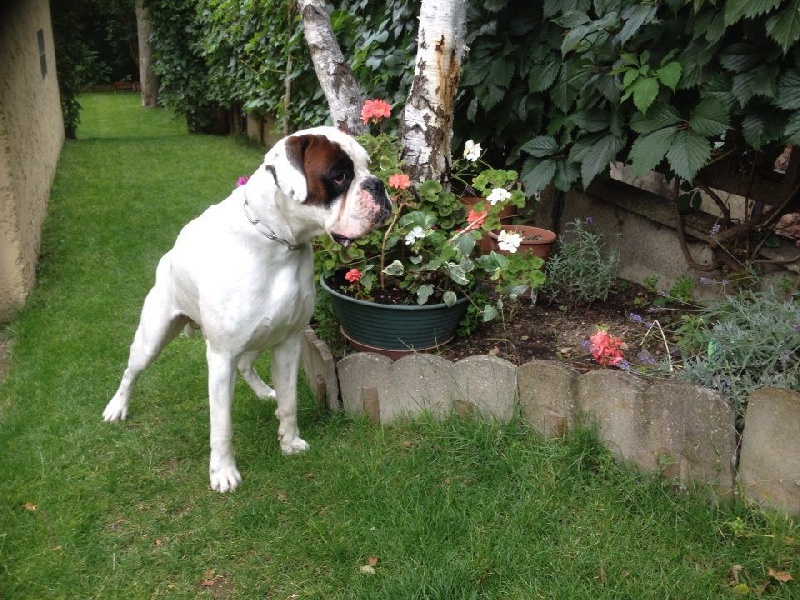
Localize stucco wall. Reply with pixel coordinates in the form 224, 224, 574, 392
0, 0, 64, 322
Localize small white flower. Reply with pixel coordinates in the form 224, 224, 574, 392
463, 140, 482, 162
497, 229, 523, 253
404, 226, 426, 245
487, 188, 511, 205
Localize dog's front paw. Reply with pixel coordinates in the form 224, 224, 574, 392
102, 396, 128, 421
280, 437, 310, 455
209, 464, 242, 493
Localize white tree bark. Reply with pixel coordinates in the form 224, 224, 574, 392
135, 0, 159, 108
401, 0, 468, 184
297, 0, 366, 134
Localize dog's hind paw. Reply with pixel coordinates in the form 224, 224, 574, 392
280, 437, 310, 455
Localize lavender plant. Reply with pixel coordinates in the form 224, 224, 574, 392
678, 288, 800, 420
540, 218, 619, 307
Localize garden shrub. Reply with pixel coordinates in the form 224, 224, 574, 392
677, 287, 800, 421
540, 218, 619, 306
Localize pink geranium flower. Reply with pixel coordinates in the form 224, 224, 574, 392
361, 99, 391, 124
344, 268, 362, 283
388, 173, 411, 190
237, 175, 249, 186
588, 329, 626, 367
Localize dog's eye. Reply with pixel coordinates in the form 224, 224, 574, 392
333, 172, 349, 186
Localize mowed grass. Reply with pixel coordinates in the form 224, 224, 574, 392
0, 93, 798, 599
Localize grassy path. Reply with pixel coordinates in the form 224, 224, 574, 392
0, 94, 798, 598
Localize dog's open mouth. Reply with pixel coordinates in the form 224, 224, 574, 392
331, 233, 354, 247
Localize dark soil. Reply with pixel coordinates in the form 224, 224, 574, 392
322, 277, 687, 372
438, 282, 685, 372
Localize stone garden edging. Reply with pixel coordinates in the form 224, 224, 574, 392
300, 328, 800, 516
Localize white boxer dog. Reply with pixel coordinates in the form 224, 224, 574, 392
103, 126, 391, 492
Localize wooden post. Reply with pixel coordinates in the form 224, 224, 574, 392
361, 387, 380, 424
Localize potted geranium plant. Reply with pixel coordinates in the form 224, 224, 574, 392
316, 99, 546, 356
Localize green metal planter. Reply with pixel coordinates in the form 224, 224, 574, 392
320, 276, 469, 359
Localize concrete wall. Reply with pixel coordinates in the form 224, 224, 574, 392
0, 0, 64, 322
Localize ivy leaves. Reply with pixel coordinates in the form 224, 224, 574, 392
629, 99, 729, 181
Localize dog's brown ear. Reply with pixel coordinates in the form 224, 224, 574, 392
282, 134, 351, 206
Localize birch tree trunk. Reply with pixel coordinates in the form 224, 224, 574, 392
297, 0, 365, 134
135, 0, 159, 108
400, 0, 468, 184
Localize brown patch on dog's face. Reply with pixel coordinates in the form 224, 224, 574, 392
284, 134, 355, 207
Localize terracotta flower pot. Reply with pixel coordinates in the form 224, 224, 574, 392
487, 225, 556, 259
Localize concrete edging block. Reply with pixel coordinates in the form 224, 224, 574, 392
740, 387, 800, 516
517, 360, 580, 438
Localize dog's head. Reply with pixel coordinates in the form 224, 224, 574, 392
264, 126, 392, 246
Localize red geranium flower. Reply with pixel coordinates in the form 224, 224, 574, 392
344, 268, 363, 283
361, 99, 391, 124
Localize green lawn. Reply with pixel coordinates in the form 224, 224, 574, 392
0, 93, 798, 599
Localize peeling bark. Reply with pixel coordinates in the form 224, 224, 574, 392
297, 0, 365, 134
401, 0, 467, 184
135, 0, 159, 107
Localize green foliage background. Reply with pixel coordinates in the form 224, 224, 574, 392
54, 0, 800, 190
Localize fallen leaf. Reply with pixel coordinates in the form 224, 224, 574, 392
768, 568, 793, 583
728, 564, 744, 585
200, 568, 217, 587
367, 556, 379, 566
359, 565, 376, 575
23, 502, 37, 512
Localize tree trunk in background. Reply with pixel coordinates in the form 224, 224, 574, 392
135, 0, 159, 108
401, 0, 467, 184
298, 0, 365, 135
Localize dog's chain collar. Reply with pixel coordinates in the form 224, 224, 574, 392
242, 174, 306, 251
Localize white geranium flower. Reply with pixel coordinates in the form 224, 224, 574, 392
404, 226, 426, 245
487, 187, 511, 205
497, 229, 523, 253
463, 140, 482, 162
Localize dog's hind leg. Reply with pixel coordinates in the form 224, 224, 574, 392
103, 287, 187, 422
270, 333, 310, 455
237, 350, 276, 400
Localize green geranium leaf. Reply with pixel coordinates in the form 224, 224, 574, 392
382, 260, 404, 276
689, 98, 730, 136
483, 304, 498, 322
665, 130, 712, 181
446, 263, 470, 286
628, 126, 679, 176
416, 284, 433, 305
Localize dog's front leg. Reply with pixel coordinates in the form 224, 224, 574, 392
271, 333, 310, 455
206, 346, 242, 492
